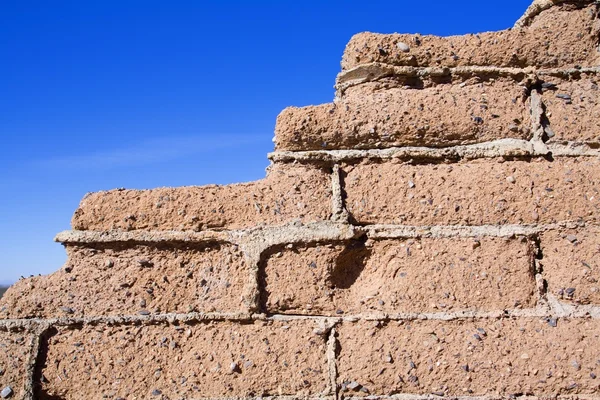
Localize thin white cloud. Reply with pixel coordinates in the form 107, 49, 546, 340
32, 134, 266, 170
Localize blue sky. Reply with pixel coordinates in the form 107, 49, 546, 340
0, 0, 532, 285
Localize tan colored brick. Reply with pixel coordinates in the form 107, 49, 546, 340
37, 320, 329, 399
275, 78, 530, 151
341, 4, 600, 71
71, 163, 331, 231
344, 158, 600, 226
0, 242, 249, 319
541, 226, 600, 305
263, 237, 535, 315
0, 330, 33, 400
338, 318, 600, 396
542, 77, 600, 143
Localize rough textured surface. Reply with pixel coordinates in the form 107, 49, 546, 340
541, 226, 600, 305
0, 330, 31, 400
263, 237, 536, 315
0, 242, 249, 319
338, 318, 600, 397
542, 76, 600, 143
6, 1, 600, 398
37, 320, 328, 399
275, 79, 531, 151
341, 4, 600, 71
72, 163, 331, 231
344, 158, 600, 226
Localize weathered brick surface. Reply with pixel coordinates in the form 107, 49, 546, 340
263, 237, 535, 315
71, 163, 332, 231
0, 242, 249, 318
542, 76, 600, 143
341, 4, 600, 71
541, 226, 600, 305
0, 330, 32, 399
275, 79, 530, 151
344, 158, 600, 226
37, 320, 329, 399
6, 2, 600, 399
338, 318, 600, 396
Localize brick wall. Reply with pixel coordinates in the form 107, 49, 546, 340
1, 1, 599, 399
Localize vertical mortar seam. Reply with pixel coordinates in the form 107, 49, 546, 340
531, 233, 551, 317
528, 87, 551, 155
331, 164, 349, 223
327, 326, 339, 400
23, 323, 50, 400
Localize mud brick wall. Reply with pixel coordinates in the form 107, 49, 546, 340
1, 1, 600, 399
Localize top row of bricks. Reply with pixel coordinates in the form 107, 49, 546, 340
341, 2, 599, 71
273, 1, 600, 152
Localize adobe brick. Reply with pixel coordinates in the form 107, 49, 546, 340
263, 237, 535, 315
0, 330, 33, 400
540, 226, 600, 305
341, 4, 600, 71
275, 78, 530, 151
344, 158, 600, 226
541, 76, 600, 143
338, 318, 600, 396
71, 163, 332, 231
0, 242, 249, 319
37, 320, 329, 399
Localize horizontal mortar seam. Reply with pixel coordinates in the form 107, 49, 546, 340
269, 141, 600, 162
361, 221, 589, 239
336, 63, 600, 93
54, 221, 358, 245
6, 305, 600, 328
53, 221, 595, 245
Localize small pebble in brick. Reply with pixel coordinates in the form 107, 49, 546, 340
151, 389, 162, 396
138, 259, 154, 268
397, 42, 410, 52
229, 362, 240, 374
556, 93, 572, 101
566, 235, 578, 243
0, 387, 12, 399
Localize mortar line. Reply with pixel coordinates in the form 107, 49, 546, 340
362, 221, 587, 239
330, 164, 349, 223
20, 324, 45, 400
335, 62, 600, 94
4, 303, 600, 330
326, 327, 339, 400
239, 245, 262, 315
269, 141, 600, 163
55, 221, 358, 246
529, 88, 546, 144
530, 232, 550, 314
54, 220, 596, 245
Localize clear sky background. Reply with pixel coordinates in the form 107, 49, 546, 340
0, 0, 533, 285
